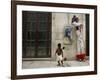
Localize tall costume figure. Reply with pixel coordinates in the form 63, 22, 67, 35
72, 15, 86, 61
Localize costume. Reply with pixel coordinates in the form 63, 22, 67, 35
72, 19, 85, 61
76, 30, 85, 61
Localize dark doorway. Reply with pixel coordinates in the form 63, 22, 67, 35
22, 11, 52, 58
85, 14, 89, 56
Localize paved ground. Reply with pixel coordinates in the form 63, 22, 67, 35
22, 60, 89, 69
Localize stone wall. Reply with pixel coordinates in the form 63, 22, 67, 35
51, 13, 86, 60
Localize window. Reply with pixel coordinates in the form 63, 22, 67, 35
22, 11, 51, 58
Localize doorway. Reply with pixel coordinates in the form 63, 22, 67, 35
22, 11, 52, 58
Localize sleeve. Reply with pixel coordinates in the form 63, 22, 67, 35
72, 22, 81, 27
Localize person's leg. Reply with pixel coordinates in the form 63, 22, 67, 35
57, 61, 60, 66
60, 56, 64, 66
61, 60, 63, 65
61, 60, 64, 67
57, 55, 60, 66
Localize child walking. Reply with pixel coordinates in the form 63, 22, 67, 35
55, 43, 64, 66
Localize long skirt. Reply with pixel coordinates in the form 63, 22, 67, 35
76, 38, 86, 61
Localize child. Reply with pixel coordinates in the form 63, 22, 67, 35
55, 43, 64, 66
